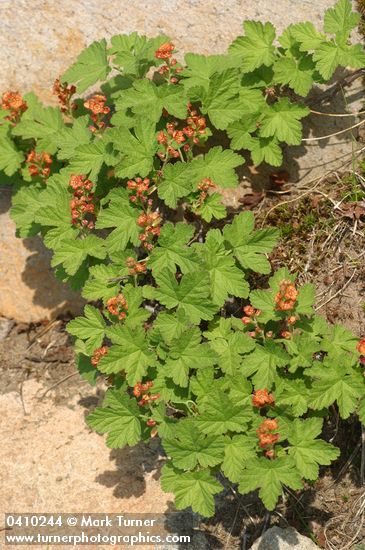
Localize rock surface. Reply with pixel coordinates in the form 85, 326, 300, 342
251, 526, 320, 550
0, 186, 85, 322
0, 0, 349, 93
0, 0, 363, 321
0, 379, 175, 550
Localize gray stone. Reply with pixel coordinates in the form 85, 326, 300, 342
251, 526, 320, 550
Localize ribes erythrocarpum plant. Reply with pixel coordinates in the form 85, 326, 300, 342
2, 0, 365, 517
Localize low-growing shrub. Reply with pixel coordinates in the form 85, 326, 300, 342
1, 0, 365, 516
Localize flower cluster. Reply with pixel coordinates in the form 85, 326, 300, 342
126, 257, 147, 275
155, 42, 175, 60
197, 178, 216, 205
275, 280, 298, 311
155, 42, 182, 84
241, 304, 261, 325
127, 177, 152, 205
137, 212, 161, 251
26, 150, 52, 179
1, 91, 27, 123
84, 94, 110, 130
91, 346, 108, 367
157, 107, 208, 160
157, 121, 186, 160
252, 389, 275, 408
53, 79, 77, 114
257, 418, 279, 457
69, 174, 95, 229
133, 381, 160, 407
184, 104, 207, 146
106, 294, 128, 320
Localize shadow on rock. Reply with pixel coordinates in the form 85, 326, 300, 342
95, 440, 166, 499
20, 235, 85, 315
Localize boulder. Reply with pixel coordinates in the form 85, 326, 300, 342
0, 186, 85, 322
251, 526, 320, 550
0, 0, 362, 320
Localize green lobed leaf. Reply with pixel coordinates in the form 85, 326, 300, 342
161, 463, 222, 517
0, 137, 24, 175
165, 327, 218, 387
12, 92, 64, 153
221, 434, 257, 483
96, 188, 140, 253
323, 0, 359, 41
111, 119, 157, 178
67, 305, 106, 355
259, 98, 309, 145
163, 419, 226, 469
109, 33, 169, 77
195, 193, 227, 222
10, 184, 42, 236
87, 389, 141, 447
51, 235, 107, 276
115, 80, 187, 123
149, 223, 201, 274
287, 418, 340, 479
194, 229, 249, 305
241, 341, 290, 389
223, 211, 278, 274
308, 359, 365, 418
56, 116, 91, 160
229, 21, 276, 72
197, 390, 253, 435
99, 325, 157, 385
61, 39, 110, 92
154, 270, 218, 323
238, 456, 303, 511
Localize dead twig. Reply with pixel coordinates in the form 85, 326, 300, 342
38, 372, 79, 400
315, 269, 357, 311
224, 503, 240, 550
26, 319, 60, 351
18, 379, 28, 416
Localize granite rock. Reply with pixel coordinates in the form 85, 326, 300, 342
251, 526, 320, 550
0, 0, 363, 321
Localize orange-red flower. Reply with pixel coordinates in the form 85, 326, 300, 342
25, 150, 52, 179
259, 433, 279, 448
53, 79, 77, 113
1, 91, 27, 122
106, 294, 128, 321
133, 381, 160, 406
91, 346, 108, 367
127, 177, 151, 204
126, 257, 147, 275
257, 418, 280, 449
257, 418, 278, 433
357, 337, 365, 355
243, 305, 255, 317
84, 94, 110, 129
275, 280, 298, 311
155, 42, 175, 59
252, 389, 275, 408
241, 316, 252, 325
69, 174, 95, 229
137, 211, 161, 251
